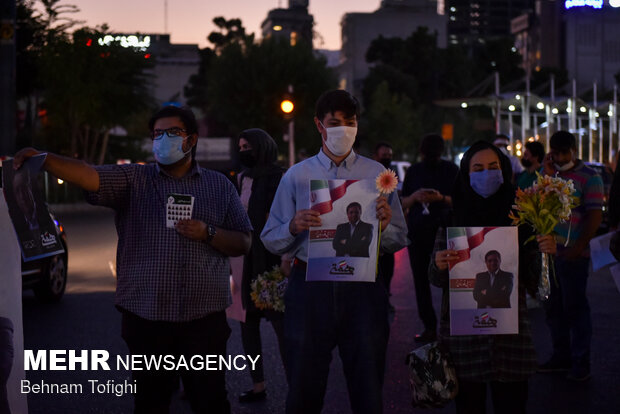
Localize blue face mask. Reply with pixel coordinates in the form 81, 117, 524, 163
469, 169, 504, 198
152, 133, 191, 165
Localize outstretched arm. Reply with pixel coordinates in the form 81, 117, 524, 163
13, 148, 99, 192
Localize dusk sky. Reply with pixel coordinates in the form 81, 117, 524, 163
64, 0, 382, 50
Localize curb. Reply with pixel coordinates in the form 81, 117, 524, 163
48, 203, 112, 215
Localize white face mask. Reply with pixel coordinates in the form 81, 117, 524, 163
320, 122, 357, 156
554, 161, 575, 172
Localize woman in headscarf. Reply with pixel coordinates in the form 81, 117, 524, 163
430, 140, 556, 414
236, 128, 286, 403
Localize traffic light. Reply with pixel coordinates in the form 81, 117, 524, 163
280, 99, 294, 114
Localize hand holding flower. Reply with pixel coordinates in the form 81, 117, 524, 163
376, 196, 392, 230
536, 234, 557, 255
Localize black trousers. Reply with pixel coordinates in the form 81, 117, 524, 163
455, 380, 528, 414
377, 253, 395, 294
239, 310, 285, 384
407, 236, 437, 332
121, 311, 231, 414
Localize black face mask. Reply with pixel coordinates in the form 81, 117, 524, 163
521, 158, 532, 169
379, 158, 392, 170
239, 150, 257, 168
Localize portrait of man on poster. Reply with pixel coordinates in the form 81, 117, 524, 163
473, 250, 513, 308
332, 202, 373, 257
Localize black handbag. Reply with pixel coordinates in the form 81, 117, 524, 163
406, 341, 458, 408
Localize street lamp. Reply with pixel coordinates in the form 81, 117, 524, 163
281, 86, 295, 167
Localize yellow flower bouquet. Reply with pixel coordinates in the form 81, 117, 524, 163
509, 173, 578, 299
250, 265, 288, 312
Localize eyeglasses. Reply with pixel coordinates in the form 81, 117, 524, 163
151, 127, 188, 140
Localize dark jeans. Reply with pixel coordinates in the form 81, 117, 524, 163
407, 235, 437, 332
284, 263, 390, 414
0, 318, 14, 414
377, 252, 395, 294
121, 311, 231, 414
455, 380, 528, 414
543, 256, 591, 365
240, 310, 285, 384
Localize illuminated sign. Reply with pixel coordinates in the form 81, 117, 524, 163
564, 0, 603, 8
97, 35, 151, 51
610, 0, 620, 7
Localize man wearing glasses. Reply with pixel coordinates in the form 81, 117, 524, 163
13, 106, 252, 413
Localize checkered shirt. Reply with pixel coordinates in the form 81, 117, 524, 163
85, 163, 252, 322
429, 227, 538, 382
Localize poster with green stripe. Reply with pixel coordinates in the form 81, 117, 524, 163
447, 226, 519, 335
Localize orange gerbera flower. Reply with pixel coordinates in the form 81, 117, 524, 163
376, 169, 398, 195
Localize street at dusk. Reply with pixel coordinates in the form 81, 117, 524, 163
2, 1, 620, 413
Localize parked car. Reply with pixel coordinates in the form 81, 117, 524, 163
20, 212, 69, 302
1, 163, 69, 302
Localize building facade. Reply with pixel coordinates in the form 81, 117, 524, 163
97, 33, 200, 106
447, 0, 534, 47
261, 0, 314, 46
512, 0, 620, 91
340, 0, 447, 97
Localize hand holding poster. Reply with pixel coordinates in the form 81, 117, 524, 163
307, 179, 379, 282
2, 155, 65, 261
447, 226, 519, 335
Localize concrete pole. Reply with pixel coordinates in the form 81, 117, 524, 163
577, 118, 583, 159
569, 79, 577, 133
0, 0, 17, 156
613, 85, 618, 163
288, 119, 295, 167
508, 112, 514, 150
599, 117, 603, 163
588, 82, 596, 163
495, 72, 501, 134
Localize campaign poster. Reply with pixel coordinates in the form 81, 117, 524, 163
2, 155, 65, 262
0, 186, 29, 414
306, 179, 379, 282
447, 226, 519, 335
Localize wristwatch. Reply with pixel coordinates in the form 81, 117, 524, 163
206, 224, 217, 243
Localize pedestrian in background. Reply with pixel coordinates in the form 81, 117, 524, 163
538, 131, 603, 381
432, 140, 556, 414
401, 134, 458, 344
493, 134, 523, 181
236, 128, 286, 403
516, 140, 545, 190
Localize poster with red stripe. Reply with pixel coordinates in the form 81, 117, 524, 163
307, 179, 379, 282
447, 226, 519, 335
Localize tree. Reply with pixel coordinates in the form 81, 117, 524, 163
185, 17, 337, 155
361, 28, 524, 156
39, 27, 155, 163
16, 0, 47, 147
362, 81, 419, 158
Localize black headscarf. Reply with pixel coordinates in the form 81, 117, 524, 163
238, 128, 279, 178
237, 128, 285, 311
452, 140, 515, 227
